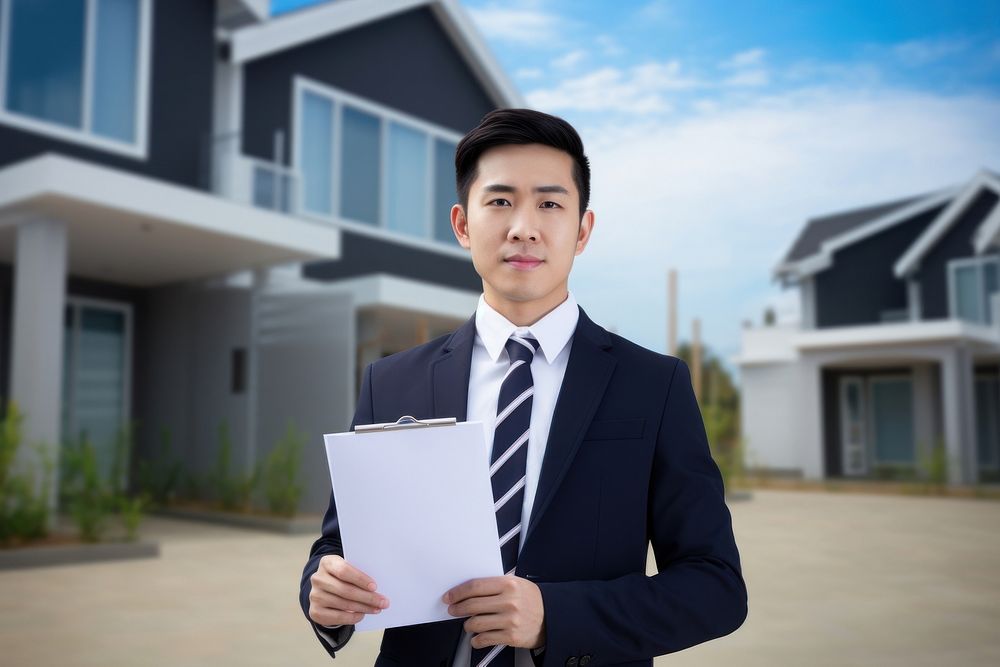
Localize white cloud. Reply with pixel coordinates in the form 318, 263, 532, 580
720, 48, 766, 70
466, 4, 563, 46
526, 60, 700, 114
723, 69, 769, 87
893, 37, 968, 66
595, 35, 625, 57
515, 67, 544, 80
568, 87, 1000, 362
552, 49, 586, 70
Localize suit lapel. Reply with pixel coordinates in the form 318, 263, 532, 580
431, 314, 476, 421
525, 307, 615, 543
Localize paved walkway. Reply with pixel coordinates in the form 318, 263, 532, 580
1, 490, 998, 666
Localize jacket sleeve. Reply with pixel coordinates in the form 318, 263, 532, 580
299, 362, 376, 658
536, 359, 748, 665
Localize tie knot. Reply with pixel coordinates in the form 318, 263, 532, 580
505, 334, 540, 365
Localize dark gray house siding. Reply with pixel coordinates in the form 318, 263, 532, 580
914, 190, 1000, 320
814, 206, 942, 328
0, 0, 215, 190
241, 6, 495, 163
302, 231, 480, 291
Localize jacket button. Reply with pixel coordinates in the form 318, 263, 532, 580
565, 658, 579, 667
580, 656, 592, 666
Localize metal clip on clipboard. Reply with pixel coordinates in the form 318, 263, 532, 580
354, 415, 458, 434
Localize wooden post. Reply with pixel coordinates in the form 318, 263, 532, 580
667, 269, 677, 356
692, 318, 702, 403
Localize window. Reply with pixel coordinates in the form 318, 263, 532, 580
0, 0, 150, 156
948, 255, 1000, 324
294, 78, 461, 246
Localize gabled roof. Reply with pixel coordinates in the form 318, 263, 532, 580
225, 0, 524, 109
773, 187, 958, 282
893, 169, 1000, 277
781, 196, 922, 264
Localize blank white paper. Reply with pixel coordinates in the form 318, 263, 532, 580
323, 421, 503, 631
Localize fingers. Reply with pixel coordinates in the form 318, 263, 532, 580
321, 555, 377, 591
311, 588, 384, 615
313, 556, 389, 609
308, 605, 364, 627
449, 593, 513, 618
444, 576, 508, 604
470, 630, 507, 650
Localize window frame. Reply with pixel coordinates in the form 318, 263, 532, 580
0, 0, 153, 159
947, 254, 1000, 325
291, 75, 463, 248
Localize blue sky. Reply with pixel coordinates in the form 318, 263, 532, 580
273, 0, 1000, 373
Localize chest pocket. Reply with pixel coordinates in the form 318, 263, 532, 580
583, 418, 645, 440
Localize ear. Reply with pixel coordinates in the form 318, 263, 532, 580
451, 204, 471, 249
574, 209, 595, 256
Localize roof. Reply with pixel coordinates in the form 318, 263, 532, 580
894, 169, 1000, 277
781, 195, 923, 264
225, 0, 524, 109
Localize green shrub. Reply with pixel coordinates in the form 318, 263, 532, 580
137, 427, 181, 507
263, 422, 305, 517
61, 435, 112, 543
0, 402, 51, 544
915, 438, 948, 493
210, 421, 256, 512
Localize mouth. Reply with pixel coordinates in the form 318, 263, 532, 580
504, 254, 544, 270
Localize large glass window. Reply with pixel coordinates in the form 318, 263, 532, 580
301, 91, 333, 215
433, 138, 458, 244
340, 105, 380, 226
948, 255, 1000, 324
0, 0, 147, 152
387, 122, 428, 238
869, 377, 915, 465
294, 79, 462, 246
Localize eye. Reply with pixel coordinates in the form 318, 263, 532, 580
539, 201, 562, 209
488, 198, 512, 207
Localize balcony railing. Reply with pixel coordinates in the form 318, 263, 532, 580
210, 131, 299, 214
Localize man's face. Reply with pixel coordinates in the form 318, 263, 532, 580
451, 143, 595, 318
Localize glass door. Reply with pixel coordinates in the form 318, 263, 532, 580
839, 376, 867, 476
62, 298, 132, 483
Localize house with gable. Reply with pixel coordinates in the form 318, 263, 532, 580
738, 169, 1000, 485
0, 0, 521, 514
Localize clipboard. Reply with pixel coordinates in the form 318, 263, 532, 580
323, 417, 503, 631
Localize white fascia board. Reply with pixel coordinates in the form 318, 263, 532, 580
315, 273, 479, 320
228, 0, 522, 108
973, 180, 1000, 254
775, 187, 959, 283
894, 173, 1000, 278
0, 153, 341, 259
793, 319, 1000, 351
241, 0, 269, 21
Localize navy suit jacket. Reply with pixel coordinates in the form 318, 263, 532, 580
300, 306, 747, 666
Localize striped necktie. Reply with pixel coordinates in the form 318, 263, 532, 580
471, 334, 541, 667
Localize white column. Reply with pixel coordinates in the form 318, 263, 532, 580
10, 217, 68, 513
799, 358, 825, 479
940, 346, 976, 485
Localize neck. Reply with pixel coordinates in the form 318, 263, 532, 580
483, 286, 569, 326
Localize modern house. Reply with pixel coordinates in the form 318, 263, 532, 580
0, 0, 522, 514
738, 169, 1000, 486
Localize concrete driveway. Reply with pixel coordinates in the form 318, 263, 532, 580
1, 489, 998, 666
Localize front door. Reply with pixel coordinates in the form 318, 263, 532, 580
61, 298, 132, 483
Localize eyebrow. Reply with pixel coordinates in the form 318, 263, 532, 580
482, 184, 570, 195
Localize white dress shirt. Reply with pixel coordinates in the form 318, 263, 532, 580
452, 291, 578, 667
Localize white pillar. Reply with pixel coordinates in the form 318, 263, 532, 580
799, 358, 825, 479
10, 217, 68, 513
940, 346, 976, 485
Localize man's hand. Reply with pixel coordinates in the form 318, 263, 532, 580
444, 576, 545, 649
308, 555, 389, 627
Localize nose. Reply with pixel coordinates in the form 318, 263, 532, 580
507, 209, 539, 243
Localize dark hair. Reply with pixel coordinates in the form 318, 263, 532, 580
454, 108, 591, 217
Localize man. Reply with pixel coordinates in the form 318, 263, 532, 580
300, 108, 747, 666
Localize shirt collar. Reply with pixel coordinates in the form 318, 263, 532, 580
474, 291, 579, 365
